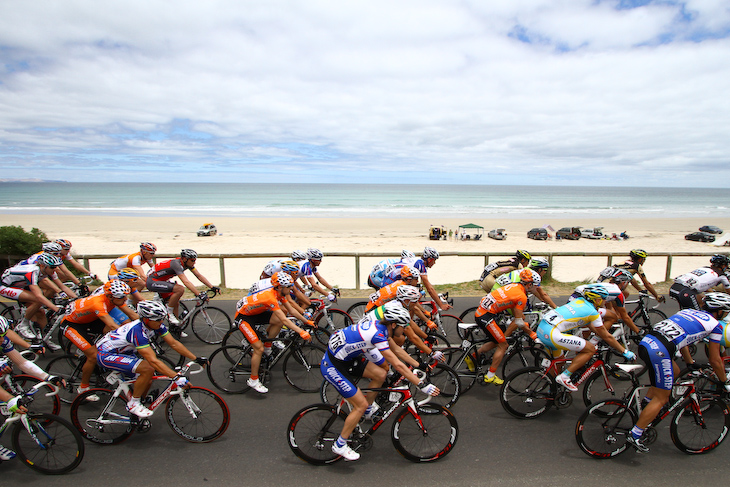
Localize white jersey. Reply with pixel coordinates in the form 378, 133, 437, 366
574, 283, 623, 303
674, 267, 730, 292
248, 278, 274, 296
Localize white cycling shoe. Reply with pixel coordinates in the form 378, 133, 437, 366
247, 378, 269, 393
332, 442, 360, 461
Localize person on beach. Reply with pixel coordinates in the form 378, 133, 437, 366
108, 242, 157, 281
479, 250, 531, 292
53, 239, 97, 286
669, 254, 730, 310
615, 249, 666, 303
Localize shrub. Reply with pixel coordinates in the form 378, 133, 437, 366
0, 225, 49, 272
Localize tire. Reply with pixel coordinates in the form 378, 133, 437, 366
207, 346, 253, 394
46, 354, 103, 405
575, 399, 637, 458
404, 331, 451, 359
302, 322, 332, 348
166, 386, 230, 443
634, 308, 667, 331
70, 388, 134, 444
11, 375, 61, 416
670, 396, 730, 454
391, 405, 458, 462
413, 363, 461, 409
500, 345, 552, 380
287, 403, 346, 465
346, 301, 369, 324
438, 314, 462, 339
581, 367, 634, 407
443, 347, 478, 393
500, 367, 555, 419
283, 344, 326, 393
1, 303, 21, 326
221, 326, 248, 351
12, 412, 85, 474
458, 306, 477, 323
190, 306, 232, 345
314, 308, 353, 332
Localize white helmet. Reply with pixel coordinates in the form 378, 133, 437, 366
401, 249, 415, 259
381, 304, 411, 325
396, 285, 421, 303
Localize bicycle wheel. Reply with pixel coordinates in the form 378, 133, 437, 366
413, 363, 461, 409
221, 326, 247, 349
190, 306, 232, 345
1, 302, 21, 326
12, 375, 61, 416
500, 367, 555, 419
635, 308, 667, 330
404, 331, 451, 359
166, 386, 230, 442
500, 345, 552, 380
458, 306, 477, 323
670, 396, 730, 454
287, 403, 346, 465
69, 388, 134, 444
346, 301, 369, 323
12, 412, 85, 474
46, 354, 105, 405
581, 367, 634, 407
438, 314, 462, 339
315, 309, 353, 332
443, 347, 478, 393
283, 344, 326, 393
207, 345, 253, 394
302, 322, 332, 348
391, 405, 458, 462
575, 399, 637, 458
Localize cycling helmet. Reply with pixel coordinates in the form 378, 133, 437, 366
307, 248, 324, 260
381, 305, 412, 325
422, 247, 439, 260
515, 250, 531, 262
116, 267, 141, 281
396, 285, 421, 303
400, 266, 421, 280
529, 257, 549, 270
629, 249, 647, 260
137, 300, 168, 321
103, 280, 131, 299
703, 293, 730, 312
140, 242, 157, 254
280, 260, 300, 274
180, 249, 198, 260
271, 272, 294, 288
291, 250, 307, 261
41, 242, 63, 255
580, 284, 609, 307
401, 249, 415, 259
519, 268, 538, 285
37, 252, 62, 268
54, 239, 72, 250
710, 254, 729, 267
0, 316, 9, 336
610, 268, 634, 284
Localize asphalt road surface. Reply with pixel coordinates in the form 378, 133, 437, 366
5, 296, 730, 485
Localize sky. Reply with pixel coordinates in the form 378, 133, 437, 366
1, 0, 729, 187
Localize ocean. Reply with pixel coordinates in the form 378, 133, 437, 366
0, 182, 727, 219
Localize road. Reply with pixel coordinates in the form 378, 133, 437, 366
5, 296, 730, 485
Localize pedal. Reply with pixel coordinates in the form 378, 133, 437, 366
137, 418, 152, 433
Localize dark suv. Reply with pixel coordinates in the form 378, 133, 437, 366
527, 228, 548, 240
556, 227, 581, 240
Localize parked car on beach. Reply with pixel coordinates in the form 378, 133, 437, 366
556, 227, 581, 240
699, 225, 723, 234
527, 228, 548, 240
581, 227, 604, 239
197, 223, 218, 237
488, 228, 506, 240
685, 231, 716, 242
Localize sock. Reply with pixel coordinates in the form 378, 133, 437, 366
630, 425, 644, 439
562, 370, 573, 378
335, 436, 347, 449
128, 397, 141, 407
487, 367, 496, 379
250, 375, 259, 381
264, 344, 273, 356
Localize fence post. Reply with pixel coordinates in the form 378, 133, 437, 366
355, 254, 360, 290
218, 257, 226, 288
665, 255, 673, 282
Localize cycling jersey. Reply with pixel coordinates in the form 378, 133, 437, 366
327, 319, 390, 362
673, 267, 730, 292
109, 251, 153, 276
365, 281, 404, 312
1, 263, 51, 290
147, 258, 187, 281
615, 259, 644, 276
492, 269, 543, 291
368, 258, 399, 289
362, 300, 408, 324
1, 335, 14, 354
300, 260, 318, 278
475, 283, 528, 318
248, 278, 274, 296
536, 298, 602, 354
64, 294, 115, 324
235, 288, 286, 317
97, 320, 169, 355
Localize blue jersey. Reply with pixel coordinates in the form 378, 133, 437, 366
96, 320, 169, 355
541, 298, 602, 333
368, 258, 399, 288
1, 335, 14, 354
652, 309, 722, 350
327, 319, 390, 361
300, 260, 317, 278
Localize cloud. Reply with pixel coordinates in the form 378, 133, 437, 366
0, 0, 729, 186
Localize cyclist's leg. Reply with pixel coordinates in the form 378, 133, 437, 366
238, 317, 264, 380
63, 321, 100, 389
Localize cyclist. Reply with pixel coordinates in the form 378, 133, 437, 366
320, 305, 439, 461
17, 242, 79, 300
491, 257, 557, 309
146, 249, 220, 325
61, 280, 137, 395
53, 239, 96, 286
233, 272, 314, 393
669, 254, 730, 310
0, 316, 64, 460
626, 293, 730, 453
108, 242, 157, 280
299, 248, 339, 302
479, 250, 531, 292
258, 259, 310, 306
397, 247, 451, 311
367, 250, 415, 289
615, 249, 665, 303
90, 268, 147, 325
471, 269, 541, 385
95, 300, 208, 418
536, 284, 636, 392
586, 267, 641, 335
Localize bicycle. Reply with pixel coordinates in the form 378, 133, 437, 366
0, 276, 93, 328
626, 290, 668, 331
457, 295, 546, 341
70, 361, 230, 444
575, 363, 730, 457
207, 328, 326, 393
0, 381, 85, 474
155, 288, 232, 345
1, 372, 61, 416
287, 383, 459, 464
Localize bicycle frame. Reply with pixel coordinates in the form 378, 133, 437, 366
336, 385, 424, 436
0, 382, 59, 447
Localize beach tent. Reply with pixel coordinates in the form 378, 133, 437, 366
458, 223, 484, 240
713, 232, 730, 247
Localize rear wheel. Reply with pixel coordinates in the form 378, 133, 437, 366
575, 399, 636, 458
501, 345, 551, 380
69, 388, 134, 444
500, 367, 555, 419
287, 403, 346, 465
207, 346, 252, 394
582, 367, 634, 406
314, 309, 353, 332
282, 344, 326, 393
346, 301, 369, 324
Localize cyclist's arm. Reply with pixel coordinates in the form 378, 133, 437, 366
313, 271, 335, 292
6, 349, 50, 380
410, 302, 432, 325
638, 272, 665, 303
614, 304, 639, 334
272, 308, 312, 337
420, 275, 451, 310
381, 348, 431, 388
118, 303, 139, 321
533, 287, 557, 309
284, 295, 306, 315
190, 268, 216, 289
52, 277, 78, 299
177, 272, 202, 295
388, 337, 420, 367
56, 263, 81, 286
402, 325, 431, 355
67, 258, 92, 277
137, 345, 180, 378
706, 342, 728, 383
28, 284, 60, 313
5, 330, 32, 350
160, 332, 197, 362
590, 323, 628, 355
304, 275, 328, 296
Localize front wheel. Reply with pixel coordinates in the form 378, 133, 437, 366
346, 301, 369, 324
11, 375, 61, 416
581, 366, 634, 407
391, 405, 459, 462
166, 386, 230, 442
69, 388, 134, 445
314, 309, 353, 332
413, 363, 461, 409
500, 367, 555, 419
287, 403, 346, 465
190, 306, 232, 345
670, 396, 730, 454
12, 412, 85, 474
575, 399, 637, 458
500, 345, 552, 380
283, 344, 326, 393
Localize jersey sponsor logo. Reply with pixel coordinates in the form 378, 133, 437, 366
325, 366, 353, 393
561, 338, 583, 346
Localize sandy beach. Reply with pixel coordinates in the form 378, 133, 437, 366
2, 214, 728, 292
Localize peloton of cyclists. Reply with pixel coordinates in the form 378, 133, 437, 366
383, 247, 451, 311
53, 239, 97, 287
299, 248, 340, 303
491, 257, 557, 309
668, 254, 729, 310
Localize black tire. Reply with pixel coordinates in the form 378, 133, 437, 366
11, 375, 61, 416
438, 314, 462, 339
287, 403, 346, 465
1, 302, 21, 326
443, 347, 478, 393
166, 386, 230, 443
302, 322, 332, 348
634, 308, 667, 330
391, 405, 458, 462
190, 306, 232, 345
458, 306, 477, 323
12, 412, 85, 474
501, 345, 552, 380
46, 354, 103, 405
575, 399, 637, 458
413, 363, 461, 409
70, 388, 134, 444
221, 326, 248, 351
282, 344, 326, 393
346, 301, 369, 323
500, 367, 555, 419
581, 367, 634, 407
404, 331, 451, 359
207, 345, 253, 394
314, 308, 353, 332
670, 396, 730, 454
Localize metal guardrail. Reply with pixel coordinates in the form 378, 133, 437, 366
76, 251, 724, 289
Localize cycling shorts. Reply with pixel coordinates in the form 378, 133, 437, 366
96, 352, 141, 377
638, 333, 675, 390
236, 312, 273, 344
63, 318, 105, 352
536, 321, 587, 355
146, 278, 176, 295
0, 286, 23, 300
668, 283, 700, 310
475, 313, 506, 343
320, 351, 369, 399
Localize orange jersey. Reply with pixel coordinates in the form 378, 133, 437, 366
65, 294, 115, 324
235, 288, 287, 317
475, 283, 527, 317
365, 281, 402, 312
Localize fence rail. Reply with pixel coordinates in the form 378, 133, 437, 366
73, 251, 725, 289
